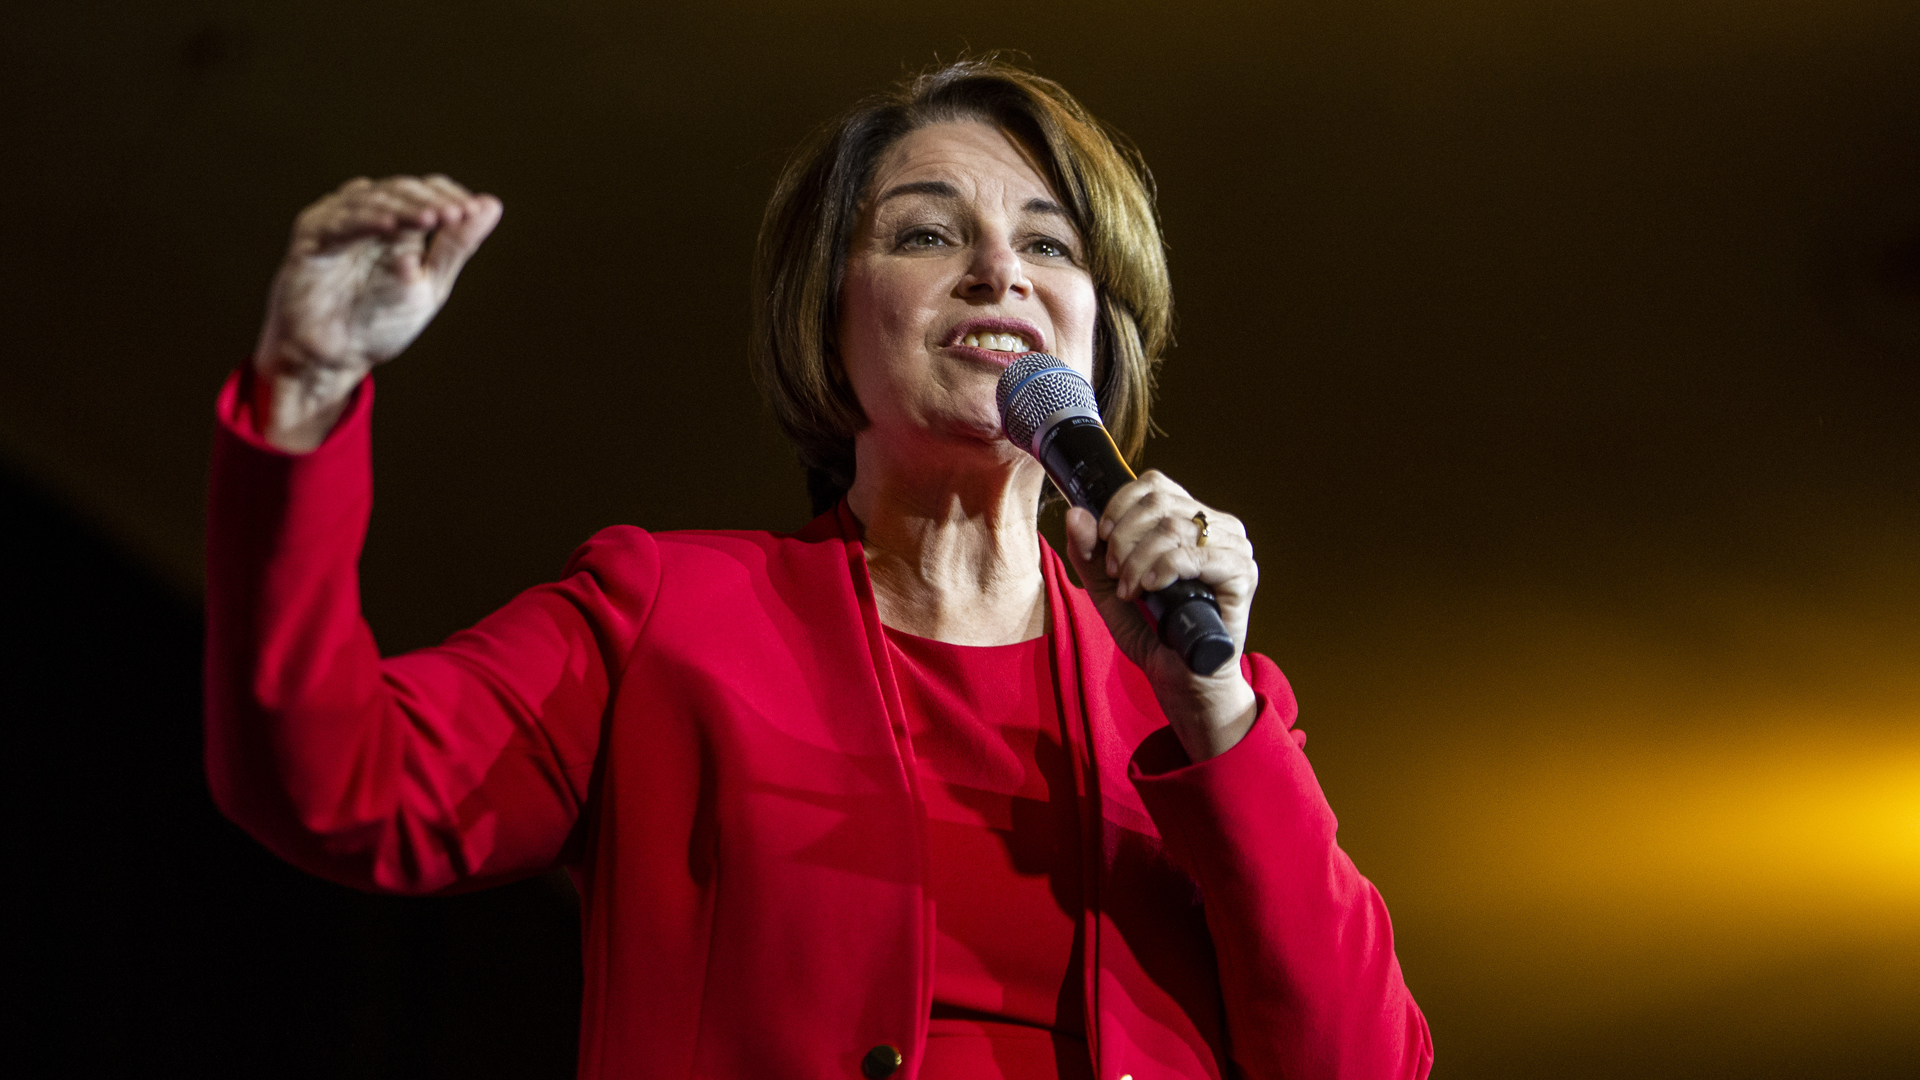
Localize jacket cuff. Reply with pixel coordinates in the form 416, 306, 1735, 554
215, 367, 374, 458
1124, 694, 1336, 882
1125, 692, 1305, 784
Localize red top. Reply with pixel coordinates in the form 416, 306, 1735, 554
885, 628, 1094, 1080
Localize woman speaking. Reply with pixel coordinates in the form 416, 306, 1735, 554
205, 58, 1432, 1080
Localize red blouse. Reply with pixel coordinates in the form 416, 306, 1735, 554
884, 628, 1094, 1080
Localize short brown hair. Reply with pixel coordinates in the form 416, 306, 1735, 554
751, 57, 1172, 514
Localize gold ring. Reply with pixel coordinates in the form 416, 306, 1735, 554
1192, 510, 1210, 547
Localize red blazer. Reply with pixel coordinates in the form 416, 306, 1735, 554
204, 373, 1431, 1080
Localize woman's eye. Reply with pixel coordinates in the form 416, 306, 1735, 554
1027, 237, 1070, 259
899, 229, 949, 249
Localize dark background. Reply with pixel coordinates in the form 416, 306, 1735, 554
5, 1, 1918, 1076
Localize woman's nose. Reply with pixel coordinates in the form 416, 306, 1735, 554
958, 238, 1031, 302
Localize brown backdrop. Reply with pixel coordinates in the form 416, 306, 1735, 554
4, 2, 1917, 1076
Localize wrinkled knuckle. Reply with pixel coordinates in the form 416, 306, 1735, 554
1121, 541, 1152, 576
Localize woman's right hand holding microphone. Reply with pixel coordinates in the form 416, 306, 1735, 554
251, 175, 501, 452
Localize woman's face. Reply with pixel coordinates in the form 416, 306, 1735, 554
838, 120, 1098, 467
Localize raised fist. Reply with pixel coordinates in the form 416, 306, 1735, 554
252, 175, 502, 451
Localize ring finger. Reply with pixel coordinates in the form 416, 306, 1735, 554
1113, 514, 1249, 598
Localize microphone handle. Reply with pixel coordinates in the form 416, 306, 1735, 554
1037, 416, 1238, 676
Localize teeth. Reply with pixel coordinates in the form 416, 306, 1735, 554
960, 331, 1031, 352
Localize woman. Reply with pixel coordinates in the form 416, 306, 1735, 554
206, 59, 1432, 1080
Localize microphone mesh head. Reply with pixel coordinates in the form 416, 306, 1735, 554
997, 353, 1100, 451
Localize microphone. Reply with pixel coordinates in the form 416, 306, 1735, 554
997, 353, 1237, 676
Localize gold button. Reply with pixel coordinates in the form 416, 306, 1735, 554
861, 1044, 903, 1079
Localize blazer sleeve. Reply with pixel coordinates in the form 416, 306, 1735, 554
1127, 652, 1434, 1080
203, 371, 658, 894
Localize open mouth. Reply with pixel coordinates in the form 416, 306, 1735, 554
958, 330, 1033, 353
946, 319, 1046, 357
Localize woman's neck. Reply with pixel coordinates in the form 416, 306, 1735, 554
846, 444, 1048, 646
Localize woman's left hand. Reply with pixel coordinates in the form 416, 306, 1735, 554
1063, 470, 1260, 762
